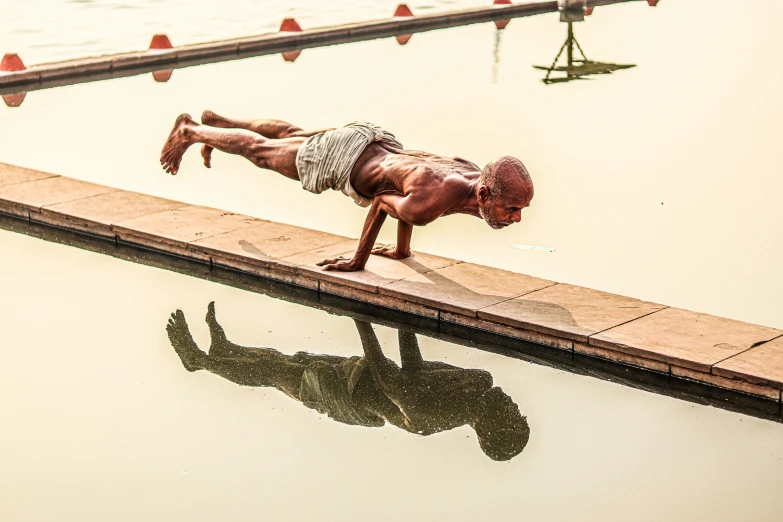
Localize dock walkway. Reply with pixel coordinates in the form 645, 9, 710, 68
2, 161, 782, 408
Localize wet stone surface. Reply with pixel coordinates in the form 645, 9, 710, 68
381, 262, 556, 316
191, 220, 349, 272
0, 176, 117, 216
479, 283, 666, 342
0, 162, 58, 188
713, 335, 783, 388
590, 308, 783, 372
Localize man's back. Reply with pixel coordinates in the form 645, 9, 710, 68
351, 144, 482, 223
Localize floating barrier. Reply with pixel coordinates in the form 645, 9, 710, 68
149, 34, 173, 50
0, 0, 645, 96
2, 92, 25, 107
279, 18, 304, 62
493, 0, 513, 28
1, 53, 26, 72
151, 70, 173, 83
393, 4, 415, 45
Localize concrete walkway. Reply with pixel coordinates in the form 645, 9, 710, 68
2, 161, 782, 406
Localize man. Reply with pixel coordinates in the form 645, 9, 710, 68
160, 112, 534, 272
166, 302, 531, 462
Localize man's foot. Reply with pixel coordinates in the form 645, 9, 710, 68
160, 113, 197, 175
166, 309, 205, 372
201, 109, 233, 128
206, 301, 236, 357
200, 145, 213, 168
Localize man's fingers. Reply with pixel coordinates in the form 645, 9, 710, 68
321, 261, 359, 272
316, 256, 345, 266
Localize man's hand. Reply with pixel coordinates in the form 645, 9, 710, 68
371, 244, 411, 260
316, 256, 364, 272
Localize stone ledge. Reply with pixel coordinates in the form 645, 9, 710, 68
441, 311, 573, 351
574, 341, 669, 374
671, 366, 781, 401
1, 163, 780, 405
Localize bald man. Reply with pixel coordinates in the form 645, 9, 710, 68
160, 112, 534, 272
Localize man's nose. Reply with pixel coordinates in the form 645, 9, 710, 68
510, 210, 522, 223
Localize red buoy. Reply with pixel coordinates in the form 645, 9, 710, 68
149, 34, 173, 50
1, 53, 26, 72
152, 70, 173, 82
494, 20, 510, 29
282, 50, 302, 62
585, 6, 594, 15
393, 4, 414, 17
493, 0, 512, 4
2, 92, 26, 107
279, 18, 303, 32
647, 0, 659, 5
396, 35, 412, 45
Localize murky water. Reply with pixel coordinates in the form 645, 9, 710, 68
1, 228, 782, 522
2, 1, 783, 519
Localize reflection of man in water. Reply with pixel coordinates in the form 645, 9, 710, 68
166, 303, 530, 461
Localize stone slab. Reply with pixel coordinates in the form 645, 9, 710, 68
574, 341, 670, 374
285, 241, 460, 294
320, 280, 439, 320
113, 206, 263, 258
380, 262, 555, 317
713, 335, 783, 388
36, 191, 187, 238
479, 284, 666, 343
671, 365, 780, 401
440, 311, 573, 351
191, 221, 349, 274
0, 176, 117, 218
210, 254, 320, 291
590, 308, 783, 372
0, 163, 58, 189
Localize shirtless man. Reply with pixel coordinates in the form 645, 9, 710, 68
160, 112, 534, 272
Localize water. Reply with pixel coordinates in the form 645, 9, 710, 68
2, 1, 783, 519
1, 227, 782, 522
1, 0, 481, 64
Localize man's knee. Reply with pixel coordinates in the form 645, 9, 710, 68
249, 139, 272, 168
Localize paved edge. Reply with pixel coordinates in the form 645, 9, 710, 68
1, 164, 780, 408
0, 0, 644, 93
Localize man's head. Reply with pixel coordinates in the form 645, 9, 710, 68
477, 156, 534, 229
472, 386, 531, 461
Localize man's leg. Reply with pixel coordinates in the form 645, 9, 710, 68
166, 306, 307, 400
199, 110, 333, 168
160, 113, 301, 178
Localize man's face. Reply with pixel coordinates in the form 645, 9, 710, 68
478, 184, 533, 229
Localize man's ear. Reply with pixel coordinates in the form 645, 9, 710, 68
478, 184, 491, 204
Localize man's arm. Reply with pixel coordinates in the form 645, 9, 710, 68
316, 188, 449, 272
371, 220, 412, 260
317, 197, 388, 271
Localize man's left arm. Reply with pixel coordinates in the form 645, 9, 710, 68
316, 191, 444, 272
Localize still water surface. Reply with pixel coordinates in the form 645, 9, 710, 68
2, 1, 783, 519
1, 229, 782, 521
